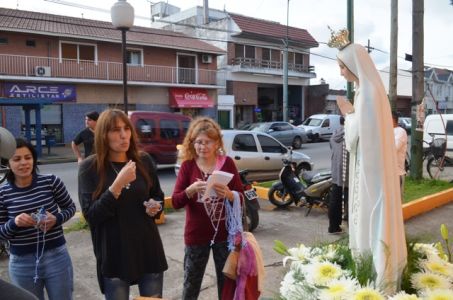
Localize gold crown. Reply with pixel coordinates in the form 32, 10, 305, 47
327, 26, 350, 50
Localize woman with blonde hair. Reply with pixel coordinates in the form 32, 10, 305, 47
172, 116, 244, 299
78, 109, 167, 300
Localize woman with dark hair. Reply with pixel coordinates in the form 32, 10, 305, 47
0, 138, 76, 300
78, 109, 167, 300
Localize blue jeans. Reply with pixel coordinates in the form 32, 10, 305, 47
103, 272, 164, 300
9, 244, 73, 300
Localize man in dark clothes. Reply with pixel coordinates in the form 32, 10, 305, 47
328, 116, 349, 234
71, 111, 98, 164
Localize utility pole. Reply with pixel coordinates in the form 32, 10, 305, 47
347, 0, 354, 101
282, 0, 289, 122
389, 0, 398, 112
410, 0, 424, 179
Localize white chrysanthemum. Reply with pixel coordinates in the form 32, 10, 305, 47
420, 288, 453, 300
421, 258, 453, 278
318, 277, 358, 300
280, 270, 312, 300
388, 291, 420, 300
352, 286, 385, 300
304, 261, 344, 285
280, 270, 296, 297
411, 272, 452, 291
283, 244, 312, 266
414, 243, 443, 261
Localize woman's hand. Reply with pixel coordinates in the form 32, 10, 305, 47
14, 213, 36, 228
213, 183, 234, 202
38, 212, 57, 232
186, 179, 207, 198
112, 160, 136, 190
336, 96, 354, 116
144, 199, 162, 217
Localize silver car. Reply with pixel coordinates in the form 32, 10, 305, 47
175, 130, 314, 181
247, 122, 308, 149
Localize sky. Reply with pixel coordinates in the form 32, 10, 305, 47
2, 0, 453, 89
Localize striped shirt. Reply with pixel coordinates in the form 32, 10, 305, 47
0, 173, 76, 255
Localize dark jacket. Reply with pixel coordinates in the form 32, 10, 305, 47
78, 153, 168, 293
330, 126, 349, 187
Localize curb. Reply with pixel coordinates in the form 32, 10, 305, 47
402, 187, 453, 221
162, 186, 453, 222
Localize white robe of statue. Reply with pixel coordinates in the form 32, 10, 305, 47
339, 44, 407, 295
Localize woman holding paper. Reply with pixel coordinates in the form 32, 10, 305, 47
172, 117, 244, 300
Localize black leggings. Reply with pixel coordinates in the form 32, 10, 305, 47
182, 241, 229, 300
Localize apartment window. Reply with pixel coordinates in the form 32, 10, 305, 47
235, 44, 244, 58
127, 49, 143, 66
235, 44, 255, 59
26, 40, 36, 47
295, 53, 303, 65
60, 42, 96, 62
245, 45, 255, 59
0, 38, 8, 45
262, 48, 271, 61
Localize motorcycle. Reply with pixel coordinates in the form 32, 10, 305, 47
268, 148, 332, 216
239, 170, 260, 232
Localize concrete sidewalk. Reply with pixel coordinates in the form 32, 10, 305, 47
1, 201, 453, 300
37, 144, 77, 165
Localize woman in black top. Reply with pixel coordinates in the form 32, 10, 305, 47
78, 109, 168, 300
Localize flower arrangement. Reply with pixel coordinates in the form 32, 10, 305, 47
274, 224, 453, 300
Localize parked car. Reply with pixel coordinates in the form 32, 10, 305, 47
246, 122, 308, 149
398, 117, 412, 133
175, 130, 314, 181
129, 111, 191, 167
298, 114, 342, 142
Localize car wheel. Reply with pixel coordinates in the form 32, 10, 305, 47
295, 163, 311, 178
292, 137, 302, 149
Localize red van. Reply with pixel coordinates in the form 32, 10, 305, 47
128, 111, 191, 167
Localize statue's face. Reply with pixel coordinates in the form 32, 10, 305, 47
338, 61, 357, 83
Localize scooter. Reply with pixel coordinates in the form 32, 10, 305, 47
239, 170, 260, 232
268, 148, 332, 216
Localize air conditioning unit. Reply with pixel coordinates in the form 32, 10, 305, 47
201, 54, 212, 64
35, 66, 51, 77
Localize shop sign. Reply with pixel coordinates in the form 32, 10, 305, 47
5, 83, 76, 102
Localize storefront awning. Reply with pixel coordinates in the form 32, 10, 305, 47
169, 88, 214, 108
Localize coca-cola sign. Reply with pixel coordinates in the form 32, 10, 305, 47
170, 88, 214, 108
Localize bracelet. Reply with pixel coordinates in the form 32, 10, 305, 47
109, 186, 121, 198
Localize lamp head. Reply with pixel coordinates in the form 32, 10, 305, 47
111, 0, 135, 29
0, 127, 16, 160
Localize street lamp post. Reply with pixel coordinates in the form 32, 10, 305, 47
111, 0, 134, 114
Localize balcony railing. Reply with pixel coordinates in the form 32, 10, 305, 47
231, 57, 314, 73
0, 54, 220, 86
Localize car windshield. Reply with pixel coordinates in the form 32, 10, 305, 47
248, 123, 269, 132
302, 118, 322, 126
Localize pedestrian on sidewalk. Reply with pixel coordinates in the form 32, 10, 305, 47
327, 116, 349, 234
71, 111, 98, 164
392, 111, 408, 202
172, 117, 245, 300
0, 138, 76, 300
78, 109, 167, 300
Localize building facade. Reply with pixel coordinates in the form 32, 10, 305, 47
152, 4, 318, 128
0, 7, 224, 145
